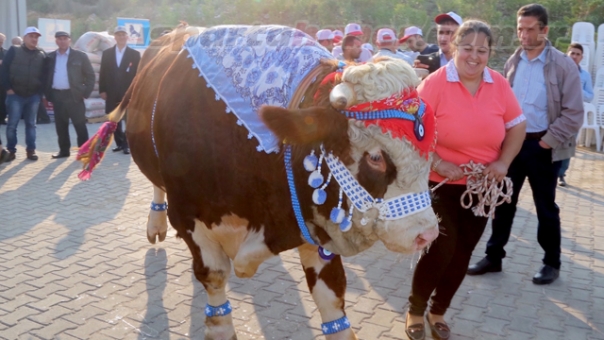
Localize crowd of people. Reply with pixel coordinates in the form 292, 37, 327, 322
0, 25, 138, 163
0, 3, 593, 340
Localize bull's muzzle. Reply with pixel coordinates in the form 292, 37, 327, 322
330, 82, 356, 110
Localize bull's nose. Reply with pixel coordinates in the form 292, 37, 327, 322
414, 227, 439, 250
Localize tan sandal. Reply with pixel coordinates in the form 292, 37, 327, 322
405, 312, 425, 340
426, 313, 450, 340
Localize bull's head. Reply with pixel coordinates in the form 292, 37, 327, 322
261, 57, 439, 256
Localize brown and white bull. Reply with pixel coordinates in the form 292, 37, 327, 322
80, 25, 439, 339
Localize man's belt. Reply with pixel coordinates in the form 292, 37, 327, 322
525, 130, 547, 140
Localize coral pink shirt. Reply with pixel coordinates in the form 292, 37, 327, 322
418, 61, 525, 185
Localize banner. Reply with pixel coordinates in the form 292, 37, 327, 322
117, 18, 150, 47
38, 18, 71, 50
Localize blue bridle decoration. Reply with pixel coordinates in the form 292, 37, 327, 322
322, 316, 351, 335
205, 301, 233, 317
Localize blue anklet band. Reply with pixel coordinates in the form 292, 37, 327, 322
321, 316, 350, 335
150, 202, 168, 211
205, 301, 232, 317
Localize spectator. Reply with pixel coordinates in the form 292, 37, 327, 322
399, 26, 439, 55
361, 43, 374, 55
332, 23, 373, 62
0, 27, 46, 161
370, 28, 414, 65
405, 20, 526, 340
99, 26, 141, 155
557, 43, 593, 187
11, 36, 22, 47
417, 12, 462, 71
0, 33, 7, 125
332, 30, 344, 46
468, 4, 584, 286
44, 31, 95, 159
316, 29, 334, 52
339, 35, 362, 62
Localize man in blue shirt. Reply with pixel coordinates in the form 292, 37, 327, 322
556, 43, 594, 186
468, 4, 584, 285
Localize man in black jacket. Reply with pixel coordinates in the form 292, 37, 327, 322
45, 31, 95, 159
0, 27, 46, 161
99, 26, 140, 155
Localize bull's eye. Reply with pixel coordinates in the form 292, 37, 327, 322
366, 151, 386, 172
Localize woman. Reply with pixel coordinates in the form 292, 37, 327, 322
405, 20, 526, 340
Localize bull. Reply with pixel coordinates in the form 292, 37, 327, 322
78, 25, 439, 339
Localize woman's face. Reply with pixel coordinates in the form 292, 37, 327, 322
454, 32, 490, 80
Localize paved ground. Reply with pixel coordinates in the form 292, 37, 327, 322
0, 122, 603, 340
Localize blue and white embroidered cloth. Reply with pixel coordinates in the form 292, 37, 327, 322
184, 25, 334, 153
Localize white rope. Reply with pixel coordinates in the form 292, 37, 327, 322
431, 160, 513, 219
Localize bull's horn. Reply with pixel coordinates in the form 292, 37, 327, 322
330, 83, 356, 110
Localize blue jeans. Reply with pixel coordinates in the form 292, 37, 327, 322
5, 93, 40, 153
558, 159, 570, 178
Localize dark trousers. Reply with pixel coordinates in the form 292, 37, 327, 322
113, 119, 128, 149
486, 139, 562, 269
0, 87, 6, 123
52, 90, 89, 154
409, 183, 488, 316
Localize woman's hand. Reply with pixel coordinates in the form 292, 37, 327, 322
435, 161, 464, 181
482, 160, 509, 182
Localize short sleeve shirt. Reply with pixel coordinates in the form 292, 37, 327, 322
417, 60, 525, 184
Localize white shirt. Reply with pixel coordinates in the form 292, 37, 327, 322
115, 45, 126, 67
332, 45, 373, 63
52, 48, 70, 90
370, 49, 414, 66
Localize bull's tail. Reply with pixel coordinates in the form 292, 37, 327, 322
76, 87, 133, 181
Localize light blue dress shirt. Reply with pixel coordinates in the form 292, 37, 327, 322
512, 49, 549, 133
52, 48, 70, 90
439, 49, 450, 68
579, 66, 594, 102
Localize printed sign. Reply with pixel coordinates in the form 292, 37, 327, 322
37, 18, 71, 50
117, 18, 150, 47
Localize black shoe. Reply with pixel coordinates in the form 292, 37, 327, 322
6, 151, 15, 162
558, 176, 567, 187
0, 149, 9, 164
532, 265, 559, 285
467, 257, 502, 276
122, 147, 130, 155
112, 146, 123, 152
405, 313, 425, 340
51, 152, 70, 159
426, 314, 450, 340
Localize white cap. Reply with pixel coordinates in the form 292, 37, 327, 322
376, 28, 397, 43
434, 11, 463, 26
362, 43, 374, 52
316, 29, 334, 41
399, 26, 423, 43
344, 23, 363, 36
333, 30, 344, 42
114, 26, 128, 34
23, 27, 41, 37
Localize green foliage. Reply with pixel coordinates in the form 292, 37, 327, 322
26, 0, 603, 45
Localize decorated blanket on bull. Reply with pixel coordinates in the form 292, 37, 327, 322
183, 25, 334, 154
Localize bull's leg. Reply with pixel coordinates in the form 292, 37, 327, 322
298, 244, 358, 340
147, 185, 169, 244
184, 219, 236, 340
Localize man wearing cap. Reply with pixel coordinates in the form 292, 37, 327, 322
399, 26, 438, 55
332, 23, 373, 63
418, 12, 462, 73
316, 29, 334, 52
370, 28, 414, 65
0, 27, 47, 161
44, 31, 95, 159
99, 26, 141, 155
332, 30, 344, 46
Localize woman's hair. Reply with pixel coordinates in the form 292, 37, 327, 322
452, 20, 494, 55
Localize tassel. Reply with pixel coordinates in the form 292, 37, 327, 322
76, 121, 117, 181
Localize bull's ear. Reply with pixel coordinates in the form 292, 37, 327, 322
260, 106, 349, 145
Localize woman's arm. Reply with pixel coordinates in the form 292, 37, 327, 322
483, 121, 526, 182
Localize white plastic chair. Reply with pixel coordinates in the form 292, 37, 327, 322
572, 22, 595, 44
579, 44, 591, 73
577, 102, 602, 151
595, 67, 604, 89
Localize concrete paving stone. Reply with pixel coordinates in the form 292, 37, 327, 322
356, 322, 390, 340
25, 282, 70, 300
0, 284, 39, 302
479, 316, 510, 336
364, 308, 399, 328
0, 306, 41, 327
29, 318, 79, 339
352, 296, 382, 315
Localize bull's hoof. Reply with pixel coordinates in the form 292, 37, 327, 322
147, 233, 157, 244
158, 230, 167, 242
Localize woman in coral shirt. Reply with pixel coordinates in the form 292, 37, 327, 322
405, 20, 526, 340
